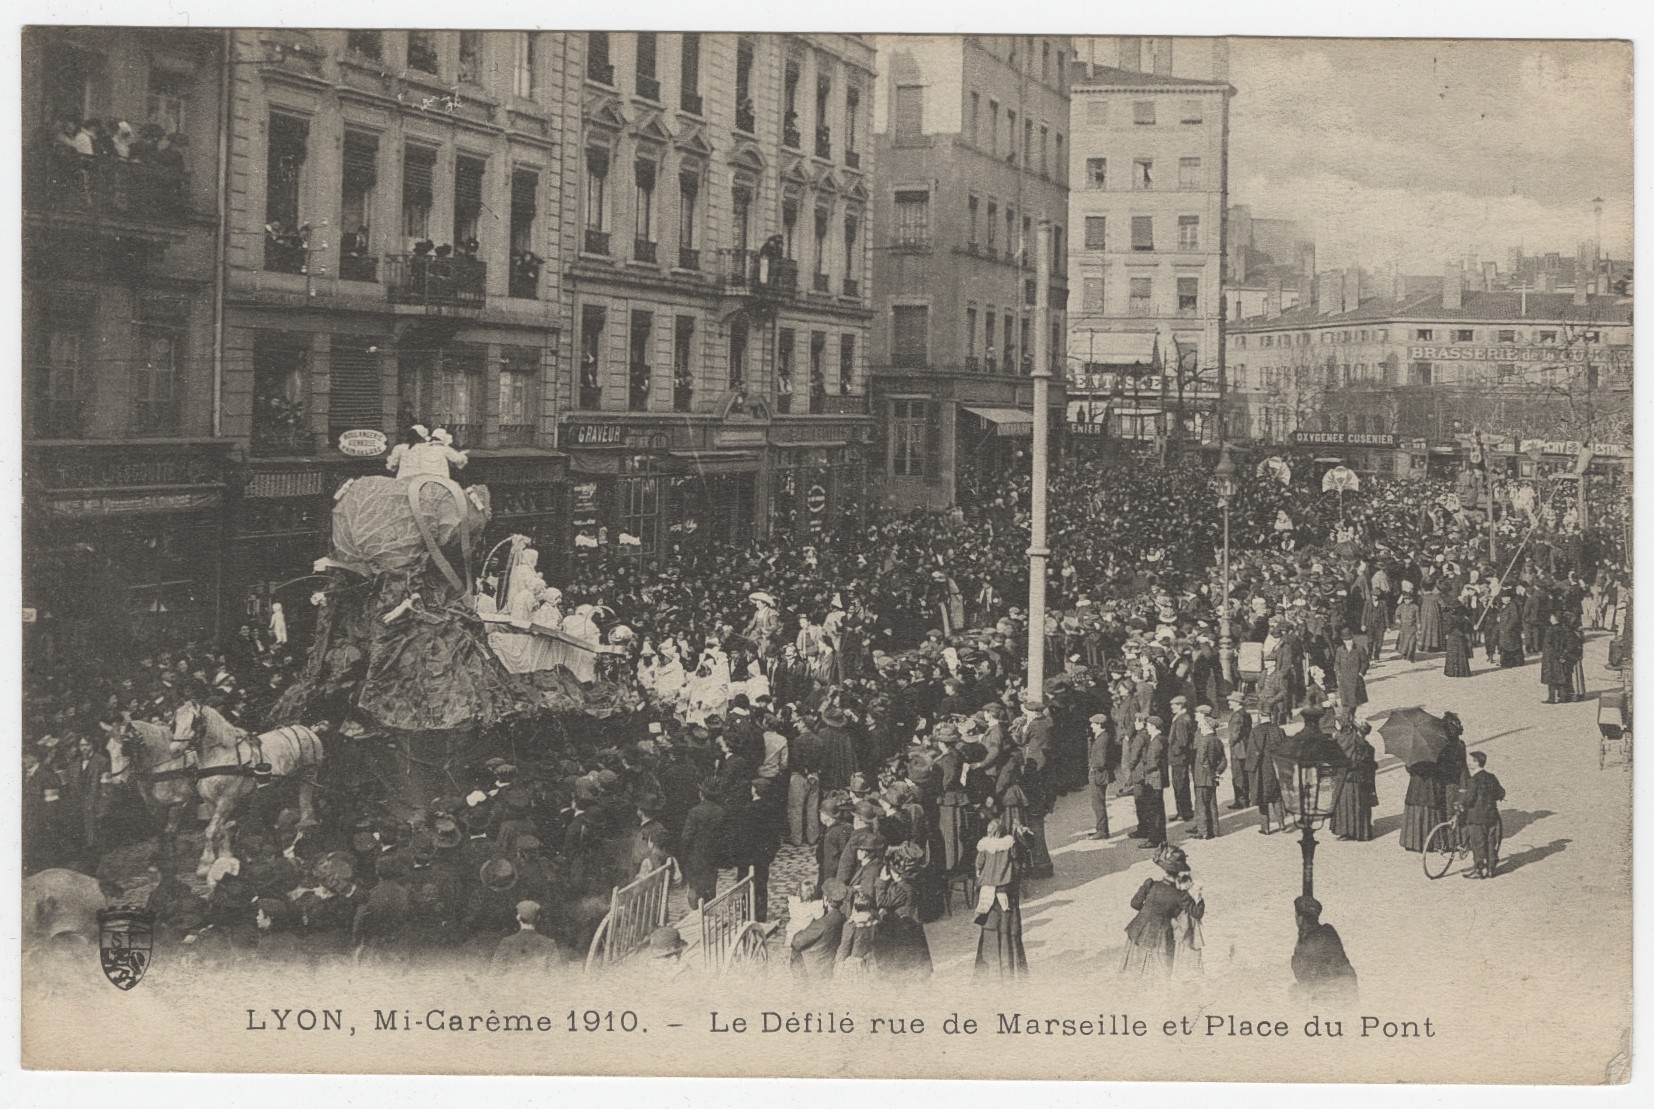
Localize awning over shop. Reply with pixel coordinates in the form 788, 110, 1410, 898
568, 449, 674, 476
962, 406, 1035, 437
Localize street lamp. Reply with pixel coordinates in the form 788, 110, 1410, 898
1214, 444, 1237, 688
1271, 722, 1351, 900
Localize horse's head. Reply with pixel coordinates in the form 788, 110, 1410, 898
171, 700, 204, 755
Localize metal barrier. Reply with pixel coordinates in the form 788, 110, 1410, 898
584, 863, 673, 971
698, 874, 756, 971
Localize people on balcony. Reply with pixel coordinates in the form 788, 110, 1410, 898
37, 114, 188, 215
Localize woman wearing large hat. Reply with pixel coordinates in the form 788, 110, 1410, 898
1120, 845, 1204, 979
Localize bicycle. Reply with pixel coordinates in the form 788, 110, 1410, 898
1422, 812, 1503, 880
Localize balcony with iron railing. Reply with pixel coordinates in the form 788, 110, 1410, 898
339, 251, 378, 283
587, 59, 615, 86
736, 103, 756, 134
846, 149, 861, 169
815, 126, 832, 159
819, 392, 870, 416
509, 252, 542, 298
584, 228, 611, 256
783, 118, 802, 150
264, 235, 309, 275
719, 249, 798, 298
812, 271, 830, 294
680, 89, 703, 115
384, 254, 485, 312
677, 246, 701, 271
636, 74, 662, 102
29, 149, 191, 224
251, 419, 317, 458
578, 385, 603, 410
841, 276, 860, 299
634, 238, 658, 264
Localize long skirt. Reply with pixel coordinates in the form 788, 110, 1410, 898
1443, 633, 1473, 678
1023, 814, 1054, 880
1499, 647, 1525, 669
1418, 599, 1443, 652
1119, 937, 1173, 979
938, 798, 977, 874
974, 889, 1028, 978
1331, 787, 1374, 840
1400, 802, 1444, 852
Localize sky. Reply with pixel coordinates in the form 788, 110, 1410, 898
1223, 38, 1633, 272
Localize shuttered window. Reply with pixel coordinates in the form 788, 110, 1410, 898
894, 85, 924, 138
454, 155, 485, 244
329, 336, 382, 439
402, 144, 436, 238
892, 305, 929, 368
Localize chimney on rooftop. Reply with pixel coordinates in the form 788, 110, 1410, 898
1442, 261, 1463, 311
1266, 276, 1283, 318
1342, 269, 1361, 314
1482, 261, 1497, 291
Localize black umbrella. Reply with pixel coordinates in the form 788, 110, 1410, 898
1377, 707, 1450, 767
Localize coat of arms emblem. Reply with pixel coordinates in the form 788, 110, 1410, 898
96, 907, 155, 990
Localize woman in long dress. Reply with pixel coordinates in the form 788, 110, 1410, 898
1441, 596, 1473, 678
1120, 846, 1204, 978
1399, 757, 1444, 852
1418, 579, 1444, 652
973, 815, 1028, 978
1330, 715, 1376, 841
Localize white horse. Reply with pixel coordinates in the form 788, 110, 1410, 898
171, 701, 325, 875
104, 716, 199, 866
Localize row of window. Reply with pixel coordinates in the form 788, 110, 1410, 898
32, 296, 185, 440
1083, 155, 1204, 191
891, 304, 1066, 375
1080, 97, 1206, 128
345, 30, 543, 100
956, 194, 1065, 266
263, 114, 547, 298
968, 34, 1069, 91
953, 89, 1066, 182
577, 304, 859, 414
1233, 359, 1590, 392
1079, 274, 1203, 317
1079, 214, 1202, 253
587, 32, 865, 166
582, 146, 863, 289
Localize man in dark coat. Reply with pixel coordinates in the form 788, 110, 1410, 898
1224, 692, 1252, 810
1191, 708, 1228, 840
1458, 751, 1505, 879
1291, 896, 1358, 1002
1165, 695, 1196, 822
1522, 582, 1549, 655
1332, 629, 1369, 711
789, 878, 848, 979
678, 779, 725, 909
1249, 716, 1287, 834
727, 778, 780, 922
1086, 713, 1121, 840
491, 899, 564, 970
814, 706, 857, 793
1540, 611, 1582, 703
1133, 715, 1168, 849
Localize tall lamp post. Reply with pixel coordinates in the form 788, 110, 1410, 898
1214, 443, 1237, 688
1026, 220, 1053, 700
1271, 723, 1351, 900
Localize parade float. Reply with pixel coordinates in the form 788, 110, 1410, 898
270, 427, 639, 810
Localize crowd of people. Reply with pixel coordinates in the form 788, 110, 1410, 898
21, 452, 1630, 982
34, 112, 189, 217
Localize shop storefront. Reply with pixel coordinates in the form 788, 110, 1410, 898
24, 441, 232, 663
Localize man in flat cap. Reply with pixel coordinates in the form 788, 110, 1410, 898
1086, 713, 1121, 840
1224, 692, 1253, 811
492, 900, 564, 971
1166, 695, 1196, 823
